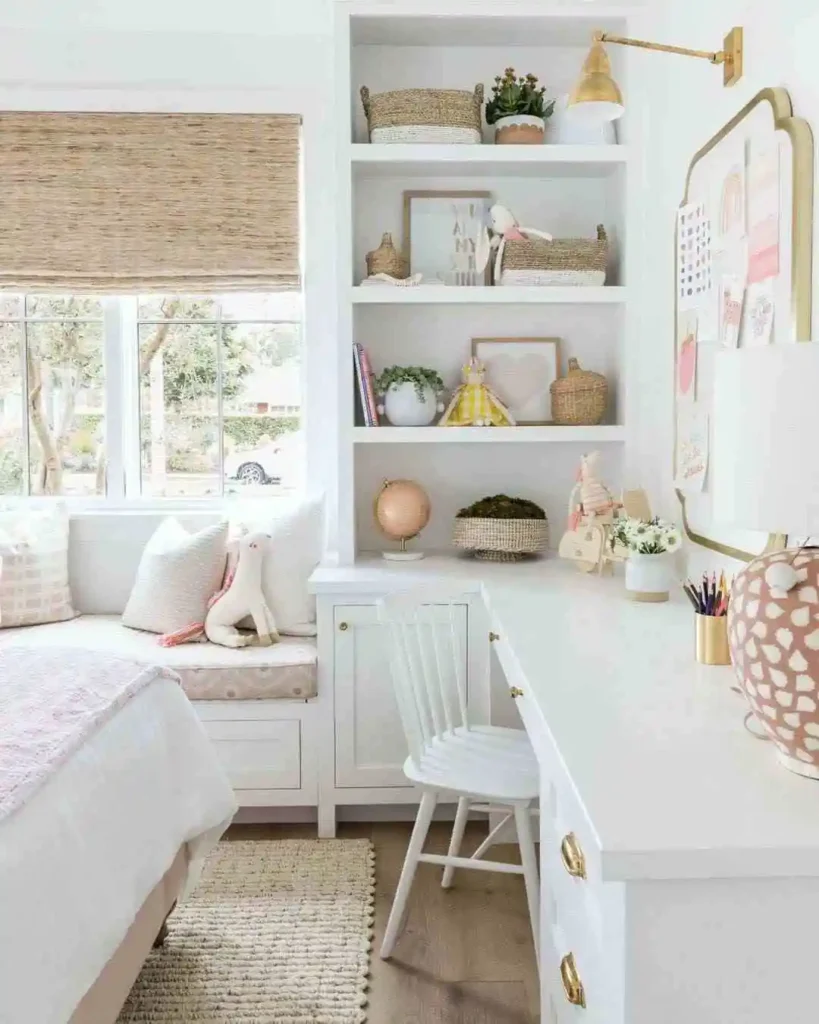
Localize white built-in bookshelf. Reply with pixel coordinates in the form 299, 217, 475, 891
334, 2, 640, 562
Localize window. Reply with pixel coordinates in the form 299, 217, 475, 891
0, 293, 303, 500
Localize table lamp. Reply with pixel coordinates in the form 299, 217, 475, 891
712, 344, 819, 778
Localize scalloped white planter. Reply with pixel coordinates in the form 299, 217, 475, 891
494, 114, 545, 145
383, 382, 438, 427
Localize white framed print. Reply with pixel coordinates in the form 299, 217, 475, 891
404, 190, 492, 286
471, 337, 560, 425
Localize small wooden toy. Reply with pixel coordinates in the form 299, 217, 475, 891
439, 357, 516, 427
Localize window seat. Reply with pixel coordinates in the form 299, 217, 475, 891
0, 616, 317, 700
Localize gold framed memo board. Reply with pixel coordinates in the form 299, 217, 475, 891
674, 88, 814, 561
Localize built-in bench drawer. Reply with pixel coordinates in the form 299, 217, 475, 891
200, 717, 302, 791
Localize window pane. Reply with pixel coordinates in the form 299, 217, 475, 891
139, 322, 221, 498
25, 295, 103, 319
222, 322, 303, 497
0, 295, 22, 319
0, 323, 24, 495
137, 295, 220, 321
26, 320, 105, 496
220, 292, 301, 322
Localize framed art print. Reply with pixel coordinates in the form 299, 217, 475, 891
471, 337, 560, 424
403, 190, 492, 286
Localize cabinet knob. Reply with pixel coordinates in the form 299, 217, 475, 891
560, 832, 587, 880
489, 631, 500, 642
559, 953, 586, 1008
338, 621, 349, 631
509, 686, 524, 699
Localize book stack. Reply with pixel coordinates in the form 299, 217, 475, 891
353, 343, 379, 427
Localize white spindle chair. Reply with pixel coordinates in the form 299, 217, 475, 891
377, 585, 540, 961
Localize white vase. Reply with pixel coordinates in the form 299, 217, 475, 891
383, 382, 438, 427
493, 114, 545, 145
625, 552, 673, 603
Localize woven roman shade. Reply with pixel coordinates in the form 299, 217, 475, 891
0, 112, 300, 291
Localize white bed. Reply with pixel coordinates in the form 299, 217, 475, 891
0, 671, 237, 1024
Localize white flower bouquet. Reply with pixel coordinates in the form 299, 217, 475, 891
610, 516, 682, 556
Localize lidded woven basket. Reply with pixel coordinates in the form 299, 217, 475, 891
499, 225, 608, 286
366, 233, 408, 279
360, 85, 484, 144
550, 358, 608, 425
452, 517, 549, 562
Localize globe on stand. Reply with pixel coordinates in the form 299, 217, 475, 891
374, 479, 431, 561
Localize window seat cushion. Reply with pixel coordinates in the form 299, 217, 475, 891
0, 615, 317, 700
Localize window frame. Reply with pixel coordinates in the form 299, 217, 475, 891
1, 292, 304, 509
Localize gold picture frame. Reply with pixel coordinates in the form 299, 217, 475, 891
675, 87, 814, 561
471, 337, 561, 425
403, 190, 492, 286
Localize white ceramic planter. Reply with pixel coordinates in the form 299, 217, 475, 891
625, 552, 673, 603
383, 382, 438, 427
493, 114, 545, 145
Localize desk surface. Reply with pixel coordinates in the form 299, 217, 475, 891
312, 555, 819, 880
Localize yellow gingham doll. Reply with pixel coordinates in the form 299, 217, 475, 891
439, 357, 516, 427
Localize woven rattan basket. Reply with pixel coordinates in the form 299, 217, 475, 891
365, 233, 408, 279
550, 358, 608, 425
360, 85, 484, 144
498, 225, 608, 286
452, 517, 549, 562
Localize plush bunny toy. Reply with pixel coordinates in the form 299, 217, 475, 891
204, 530, 279, 648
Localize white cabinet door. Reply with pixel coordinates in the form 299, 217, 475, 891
333, 602, 469, 789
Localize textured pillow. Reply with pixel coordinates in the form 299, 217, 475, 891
234, 496, 323, 637
0, 504, 77, 628
122, 518, 228, 637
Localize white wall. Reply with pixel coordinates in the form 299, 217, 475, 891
633, 0, 819, 569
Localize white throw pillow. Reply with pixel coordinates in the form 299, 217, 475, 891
122, 518, 228, 636
234, 496, 323, 636
0, 504, 76, 628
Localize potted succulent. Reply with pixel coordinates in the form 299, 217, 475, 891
610, 516, 682, 602
375, 366, 445, 427
485, 68, 556, 145
453, 494, 549, 562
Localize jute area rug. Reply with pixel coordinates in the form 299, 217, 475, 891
119, 839, 375, 1024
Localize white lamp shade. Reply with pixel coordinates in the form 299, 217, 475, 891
712, 344, 819, 538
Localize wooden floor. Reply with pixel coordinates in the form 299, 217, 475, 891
227, 821, 539, 1024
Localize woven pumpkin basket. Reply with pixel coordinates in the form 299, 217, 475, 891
366, 233, 408, 279
550, 358, 608, 426
498, 225, 608, 286
453, 517, 549, 562
360, 85, 484, 144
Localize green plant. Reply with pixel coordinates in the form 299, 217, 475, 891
457, 494, 546, 520
374, 365, 445, 401
485, 68, 555, 125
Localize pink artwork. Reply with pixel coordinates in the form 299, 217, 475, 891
719, 275, 745, 348
676, 311, 698, 401
747, 142, 780, 284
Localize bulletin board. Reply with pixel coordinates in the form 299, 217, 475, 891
674, 88, 814, 561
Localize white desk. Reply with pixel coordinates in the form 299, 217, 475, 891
312, 557, 819, 1023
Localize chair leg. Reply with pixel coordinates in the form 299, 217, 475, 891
442, 796, 469, 889
380, 790, 437, 959
514, 803, 540, 962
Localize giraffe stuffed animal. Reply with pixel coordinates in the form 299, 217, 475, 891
205, 530, 279, 648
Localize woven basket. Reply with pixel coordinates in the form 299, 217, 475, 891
452, 517, 549, 562
550, 358, 608, 425
366, 233, 408, 279
361, 85, 483, 145
498, 225, 608, 286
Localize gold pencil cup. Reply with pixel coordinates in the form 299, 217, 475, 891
695, 614, 731, 666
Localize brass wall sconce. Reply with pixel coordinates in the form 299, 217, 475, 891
570, 27, 744, 122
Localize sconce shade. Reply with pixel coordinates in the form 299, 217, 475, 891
569, 40, 625, 122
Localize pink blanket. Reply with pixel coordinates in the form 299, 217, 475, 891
0, 647, 179, 820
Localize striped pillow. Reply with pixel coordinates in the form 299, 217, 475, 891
0, 505, 77, 628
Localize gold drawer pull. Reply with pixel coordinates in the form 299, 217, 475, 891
489, 631, 500, 642
509, 686, 524, 698
338, 621, 349, 631
560, 832, 587, 880
560, 952, 586, 1008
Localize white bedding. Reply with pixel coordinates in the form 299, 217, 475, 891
0, 675, 237, 1024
